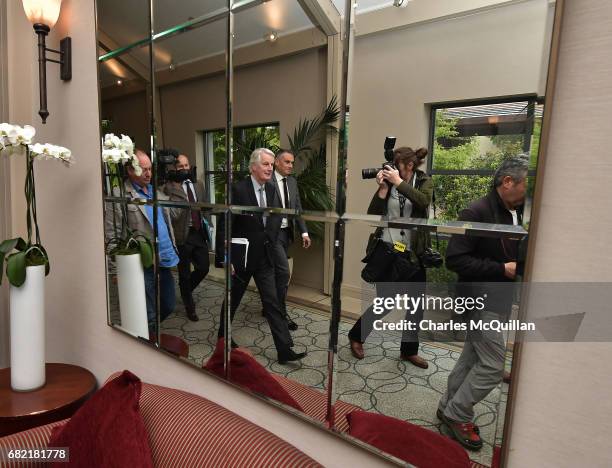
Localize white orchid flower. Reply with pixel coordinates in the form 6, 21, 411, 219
3, 125, 18, 145
16, 125, 36, 145
29, 143, 46, 155
103, 133, 121, 150
0, 123, 13, 136
102, 148, 123, 163
30, 143, 74, 166
131, 154, 143, 176
120, 134, 134, 152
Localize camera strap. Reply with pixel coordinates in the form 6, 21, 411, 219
397, 175, 417, 235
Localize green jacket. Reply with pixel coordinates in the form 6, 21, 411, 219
367, 169, 433, 256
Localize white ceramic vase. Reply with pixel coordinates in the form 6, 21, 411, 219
116, 253, 149, 340
10, 264, 46, 392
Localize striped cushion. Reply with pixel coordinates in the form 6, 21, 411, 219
137, 382, 320, 467
0, 375, 320, 468
0, 419, 67, 468
271, 375, 359, 433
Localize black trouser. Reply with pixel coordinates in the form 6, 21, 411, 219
349, 267, 426, 357
270, 228, 291, 318
177, 228, 209, 308
218, 252, 293, 354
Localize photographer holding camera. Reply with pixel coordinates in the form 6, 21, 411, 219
349, 145, 433, 369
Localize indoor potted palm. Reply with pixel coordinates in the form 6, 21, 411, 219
0, 123, 72, 391
102, 133, 153, 339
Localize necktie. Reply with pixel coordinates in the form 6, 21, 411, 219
282, 178, 290, 209
185, 181, 201, 230
258, 186, 266, 227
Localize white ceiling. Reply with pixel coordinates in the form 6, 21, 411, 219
99, 0, 326, 84
98, 0, 398, 86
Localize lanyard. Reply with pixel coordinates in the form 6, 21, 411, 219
397, 174, 416, 218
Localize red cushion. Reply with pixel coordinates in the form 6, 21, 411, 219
347, 411, 470, 468
48, 370, 153, 468
205, 339, 304, 412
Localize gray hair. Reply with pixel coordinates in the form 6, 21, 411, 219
249, 148, 275, 172
493, 154, 529, 187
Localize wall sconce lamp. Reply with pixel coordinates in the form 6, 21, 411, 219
22, 0, 72, 124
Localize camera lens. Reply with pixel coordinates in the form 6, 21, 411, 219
362, 168, 379, 179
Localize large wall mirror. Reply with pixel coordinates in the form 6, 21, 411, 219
97, 0, 561, 466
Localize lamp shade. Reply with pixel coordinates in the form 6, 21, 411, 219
22, 0, 62, 29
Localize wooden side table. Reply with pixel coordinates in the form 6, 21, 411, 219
0, 363, 97, 437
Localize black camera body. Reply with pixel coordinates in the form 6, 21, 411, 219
362, 136, 397, 179
157, 148, 197, 185
157, 148, 179, 185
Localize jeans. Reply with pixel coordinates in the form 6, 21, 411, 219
144, 266, 176, 328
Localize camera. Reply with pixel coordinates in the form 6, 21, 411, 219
420, 248, 444, 269
156, 148, 179, 185
361, 136, 397, 179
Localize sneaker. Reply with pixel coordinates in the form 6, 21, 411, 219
437, 409, 479, 434
438, 411, 483, 450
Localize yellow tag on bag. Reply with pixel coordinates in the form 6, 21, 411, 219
393, 241, 406, 252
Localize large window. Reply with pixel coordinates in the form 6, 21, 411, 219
429, 97, 542, 221
427, 98, 542, 284
203, 123, 280, 204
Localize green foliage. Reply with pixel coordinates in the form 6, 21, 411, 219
213, 126, 281, 203
106, 229, 154, 268
432, 110, 539, 221
428, 109, 543, 284
0, 148, 51, 287
426, 239, 456, 285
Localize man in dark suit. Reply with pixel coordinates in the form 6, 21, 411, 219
269, 149, 312, 331
218, 148, 307, 364
163, 153, 210, 322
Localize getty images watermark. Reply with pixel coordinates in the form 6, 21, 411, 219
361, 282, 612, 342
371, 293, 535, 333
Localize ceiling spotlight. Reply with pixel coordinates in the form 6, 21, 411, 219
116, 79, 123, 86
393, 0, 409, 7
264, 31, 278, 43
169, 63, 176, 72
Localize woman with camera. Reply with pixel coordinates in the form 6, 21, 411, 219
348, 147, 433, 369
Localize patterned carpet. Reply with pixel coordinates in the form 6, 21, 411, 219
111, 276, 508, 466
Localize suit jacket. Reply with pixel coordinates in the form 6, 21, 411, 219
217, 177, 282, 272
104, 179, 177, 250
270, 171, 308, 240
162, 180, 209, 246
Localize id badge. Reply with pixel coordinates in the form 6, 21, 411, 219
393, 241, 407, 252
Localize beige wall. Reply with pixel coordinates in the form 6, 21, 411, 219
101, 91, 150, 152
3, 0, 612, 466
342, 0, 553, 294
507, 0, 612, 465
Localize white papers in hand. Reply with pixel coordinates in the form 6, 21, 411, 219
231, 238, 249, 269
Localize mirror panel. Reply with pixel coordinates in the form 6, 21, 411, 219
150, 11, 231, 368
96, 0, 562, 466
329, 0, 555, 466
231, 0, 339, 214
97, 0, 151, 57
153, 0, 228, 34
